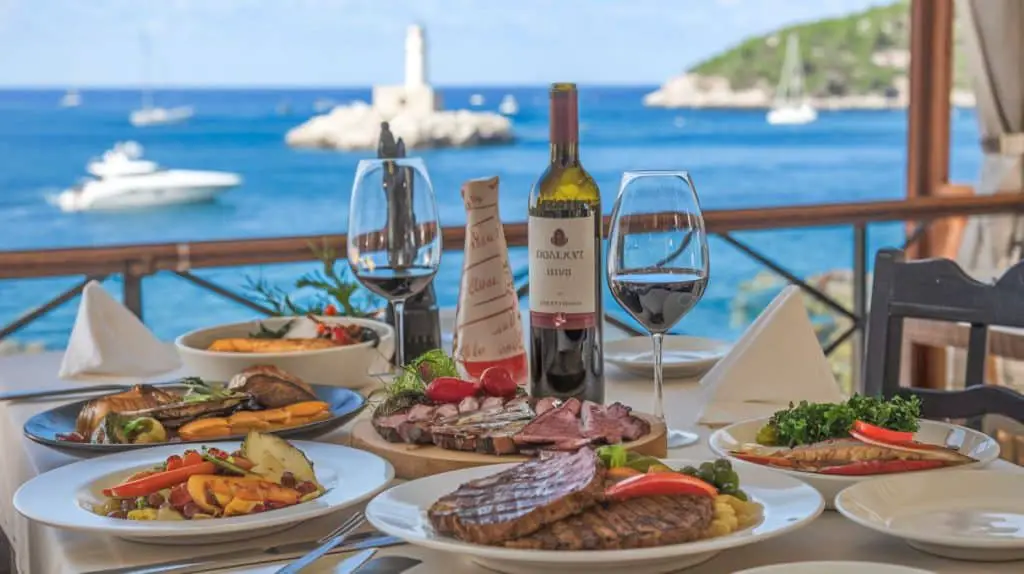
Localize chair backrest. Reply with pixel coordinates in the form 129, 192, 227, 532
863, 248, 1024, 422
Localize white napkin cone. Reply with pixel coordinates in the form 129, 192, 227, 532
697, 285, 846, 426
59, 281, 181, 380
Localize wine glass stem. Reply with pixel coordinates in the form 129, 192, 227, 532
652, 332, 665, 421
393, 299, 407, 367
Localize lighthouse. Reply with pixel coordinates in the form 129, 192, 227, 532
405, 24, 427, 89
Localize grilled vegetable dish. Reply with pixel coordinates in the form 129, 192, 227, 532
58, 366, 331, 445
208, 316, 378, 354
91, 431, 325, 521
730, 396, 976, 475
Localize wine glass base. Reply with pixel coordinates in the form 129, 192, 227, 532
666, 428, 699, 448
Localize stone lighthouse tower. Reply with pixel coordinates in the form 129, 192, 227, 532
405, 24, 427, 89
371, 23, 441, 117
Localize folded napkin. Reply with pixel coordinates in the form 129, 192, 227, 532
697, 285, 846, 426
59, 280, 181, 380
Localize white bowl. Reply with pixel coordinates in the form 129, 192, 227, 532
709, 417, 1001, 509
175, 316, 394, 389
836, 470, 1024, 562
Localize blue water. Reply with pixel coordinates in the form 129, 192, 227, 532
0, 87, 983, 348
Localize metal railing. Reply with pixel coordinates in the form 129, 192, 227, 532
3, 191, 1023, 389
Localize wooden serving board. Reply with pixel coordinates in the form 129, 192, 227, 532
351, 413, 667, 480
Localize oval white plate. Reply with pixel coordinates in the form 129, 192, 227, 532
836, 470, 1024, 562
366, 458, 824, 574
605, 336, 729, 379
735, 562, 934, 574
709, 417, 1000, 509
14, 440, 394, 545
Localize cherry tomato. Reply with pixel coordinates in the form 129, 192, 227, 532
480, 367, 517, 398
182, 450, 204, 466
324, 304, 338, 316
426, 376, 479, 403
165, 454, 183, 471
316, 323, 328, 335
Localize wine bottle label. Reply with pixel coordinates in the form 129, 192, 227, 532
528, 215, 597, 329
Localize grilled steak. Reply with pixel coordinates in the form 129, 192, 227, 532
515, 398, 592, 450
431, 400, 535, 455
428, 448, 605, 545
503, 493, 715, 550
371, 411, 434, 444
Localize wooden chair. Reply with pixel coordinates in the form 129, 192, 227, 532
863, 248, 1024, 421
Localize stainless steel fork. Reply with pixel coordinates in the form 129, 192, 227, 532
275, 511, 366, 574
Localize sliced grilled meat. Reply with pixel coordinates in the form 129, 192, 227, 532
581, 401, 652, 444
514, 398, 590, 449
431, 400, 535, 454
227, 365, 318, 408
503, 493, 715, 550
428, 448, 605, 545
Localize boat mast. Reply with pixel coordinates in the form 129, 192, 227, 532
774, 34, 804, 107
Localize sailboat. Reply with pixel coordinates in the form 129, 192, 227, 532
130, 32, 194, 127
59, 89, 82, 108
766, 34, 817, 126
498, 94, 518, 116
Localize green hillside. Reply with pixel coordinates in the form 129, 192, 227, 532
690, 1, 967, 97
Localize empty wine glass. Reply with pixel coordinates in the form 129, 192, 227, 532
606, 170, 709, 448
347, 157, 442, 367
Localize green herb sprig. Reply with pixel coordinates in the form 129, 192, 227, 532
757, 394, 922, 447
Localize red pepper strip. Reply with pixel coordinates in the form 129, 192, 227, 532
852, 421, 915, 444
605, 472, 718, 501
817, 459, 948, 476
730, 452, 795, 468
103, 461, 216, 498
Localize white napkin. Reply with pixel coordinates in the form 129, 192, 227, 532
59, 280, 181, 380
696, 285, 846, 426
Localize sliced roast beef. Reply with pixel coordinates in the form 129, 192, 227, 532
430, 400, 535, 455
406, 404, 438, 422
371, 411, 434, 444
434, 403, 460, 421
514, 398, 589, 449
535, 397, 561, 415
480, 396, 506, 411
458, 396, 480, 413
606, 401, 651, 441
580, 401, 624, 444
428, 447, 605, 545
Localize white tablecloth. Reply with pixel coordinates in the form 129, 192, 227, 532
1, 350, 1022, 574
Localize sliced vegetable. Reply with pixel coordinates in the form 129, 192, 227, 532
596, 445, 629, 469
186, 475, 300, 515
605, 472, 718, 501
818, 459, 948, 475
201, 451, 255, 476
123, 417, 167, 444
240, 430, 317, 485
852, 420, 915, 444
103, 462, 216, 498
606, 467, 643, 480
425, 377, 479, 404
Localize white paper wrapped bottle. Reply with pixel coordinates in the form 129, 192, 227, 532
453, 177, 528, 385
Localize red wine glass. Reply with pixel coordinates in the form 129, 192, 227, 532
606, 170, 709, 448
347, 158, 441, 367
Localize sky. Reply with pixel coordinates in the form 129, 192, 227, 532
0, 0, 891, 87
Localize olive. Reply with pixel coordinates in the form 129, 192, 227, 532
713, 459, 732, 471
699, 462, 715, 474
681, 466, 698, 475
146, 493, 165, 508
719, 481, 739, 494
697, 468, 716, 484
713, 467, 733, 485
732, 490, 749, 502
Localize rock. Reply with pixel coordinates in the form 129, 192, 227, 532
286, 102, 514, 151
643, 74, 771, 109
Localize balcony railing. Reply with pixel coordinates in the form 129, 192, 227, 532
2, 191, 1023, 391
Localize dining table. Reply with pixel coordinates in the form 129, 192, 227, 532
1, 344, 1022, 574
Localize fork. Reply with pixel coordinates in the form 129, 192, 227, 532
275, 512, 366, 574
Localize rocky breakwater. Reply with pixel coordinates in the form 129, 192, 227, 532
285, 101, 514, 151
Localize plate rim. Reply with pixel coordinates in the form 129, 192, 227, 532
13, 439, 394, 538
21, 383, 366, 452
365, 457, 825, 563
708, 417, 1002, 483
834, 469, 1024, 550
604, 335, 731, 368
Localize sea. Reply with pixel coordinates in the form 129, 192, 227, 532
0, 86, 983, 350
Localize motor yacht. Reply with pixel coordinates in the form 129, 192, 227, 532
55, 142, 241, 212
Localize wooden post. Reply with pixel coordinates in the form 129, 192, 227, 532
905, 0, 954, 389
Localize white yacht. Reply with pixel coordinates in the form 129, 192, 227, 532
469, 93, 485, 106
130, 105, 194, 127
59, 89, 82, 108
766, 34, 818, 126
498, 94, 519, 116
55, 142, 241, 212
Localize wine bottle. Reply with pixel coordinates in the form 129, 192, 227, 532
527, 83, 604, 404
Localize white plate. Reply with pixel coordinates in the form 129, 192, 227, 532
735, 562, 934, 574
365, 458, 824, 574
14, 440, 394, 545
605, 336, 729, 379
836, 470, 1024, 562
709, 418, 1000, 509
